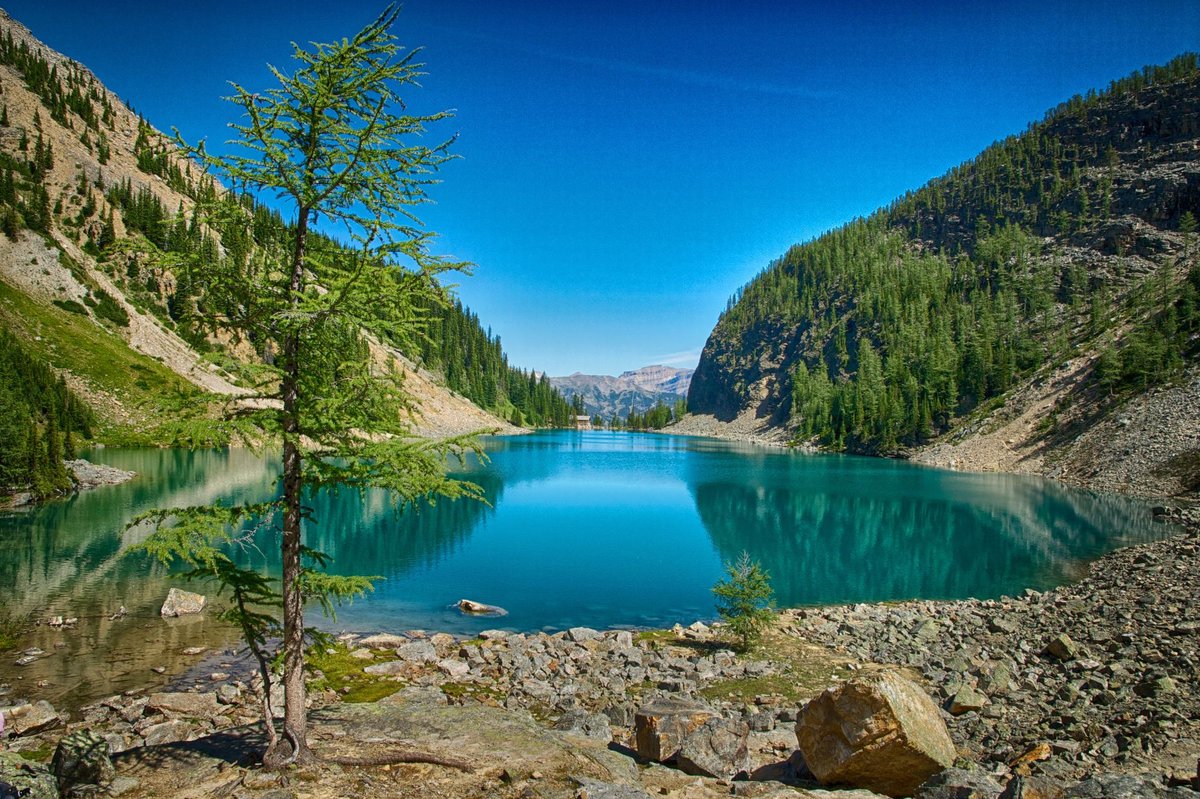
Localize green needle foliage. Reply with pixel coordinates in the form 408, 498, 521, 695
132, 5, 484, 768
712, 552, 776, 651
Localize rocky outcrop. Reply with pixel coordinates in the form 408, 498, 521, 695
795, 671, 956, 797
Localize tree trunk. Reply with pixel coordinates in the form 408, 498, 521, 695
269, 207, 315, 768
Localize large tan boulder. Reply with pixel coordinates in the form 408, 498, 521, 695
795, 671, 956, 798
634, 698, 716, 762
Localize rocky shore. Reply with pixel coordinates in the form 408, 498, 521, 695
2, 508, 1197, 797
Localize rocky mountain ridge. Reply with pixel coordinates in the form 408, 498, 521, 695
688, 57, 1200, 498
551, 364, 693, 418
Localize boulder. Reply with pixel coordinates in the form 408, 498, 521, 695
3, 700, 61, 736
573, 777, 652, 799
147, 691, 221, 717
675, 717, 751, 780
634, 698, 716, 762
0, 751, 57, 799
52, 729, 115, 796
160, 588, 207, 617
914, 767, 1005, 798
1063, 773, 1193, 798
457, 598, 507, 616
795, 671, 956, 798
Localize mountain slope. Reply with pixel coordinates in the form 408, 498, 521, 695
0, 8, 563, 446
550, 365, 693, 418
689, 56, 1200, 496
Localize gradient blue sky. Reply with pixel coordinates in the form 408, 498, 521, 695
4, 2, 1198, 376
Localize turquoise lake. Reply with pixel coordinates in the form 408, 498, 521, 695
0, 430, 1170, 640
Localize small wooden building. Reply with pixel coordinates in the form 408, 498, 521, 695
573, 415, 592, 431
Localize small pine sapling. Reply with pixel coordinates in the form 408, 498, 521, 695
712, 551, 775, 650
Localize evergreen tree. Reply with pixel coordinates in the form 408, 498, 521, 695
135, 7, 480, 767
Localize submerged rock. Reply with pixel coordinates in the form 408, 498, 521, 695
160, 588, 206, 617
457, 598, 507, 616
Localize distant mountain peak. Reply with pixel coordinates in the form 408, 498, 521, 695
549, 364, 694, 418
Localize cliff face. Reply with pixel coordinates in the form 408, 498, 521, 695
689, 58, 1200, 494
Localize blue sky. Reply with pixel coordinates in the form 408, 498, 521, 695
4, 1, 1198, 375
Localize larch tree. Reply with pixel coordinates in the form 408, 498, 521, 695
134, 5, 483, 767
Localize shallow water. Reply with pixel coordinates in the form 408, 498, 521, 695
0, 431, 1169, 707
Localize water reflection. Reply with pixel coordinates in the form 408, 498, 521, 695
0, 433, 1170, 710
683, 452, 1161, 604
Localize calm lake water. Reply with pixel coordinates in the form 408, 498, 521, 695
0, 431, 1171, 705
3, 430, 1171, 628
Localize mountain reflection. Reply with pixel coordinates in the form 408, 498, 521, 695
685, 451, 1162, 604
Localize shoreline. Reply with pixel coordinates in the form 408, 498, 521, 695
2, 506, 1195, 793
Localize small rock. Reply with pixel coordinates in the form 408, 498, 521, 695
1044, 634, 1079, 661
147, 691, 220, 717
998, 775, 1064, 799
348, 648, 374, 660
554, 709, 612, 741
914, 767, 1005, 798
216, 685, 241, 705
567, 627, 600, 643
396, 640, 438, 663
141, 719, 194, 747
949, 685, 989, 715
181, 646, 207, 656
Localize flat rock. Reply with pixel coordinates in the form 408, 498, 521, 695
147, 691, 220, 717
0, 751, 57, 799
795, 671, 956, 798
358, 633, 408, 648
141, 719, 195, 747
914, 767, 1005, 798
4, 700, 61, 736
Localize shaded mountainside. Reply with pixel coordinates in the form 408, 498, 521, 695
690, 55, 1200, 496
550, 364, 693, 418
0, 7, 571, 472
